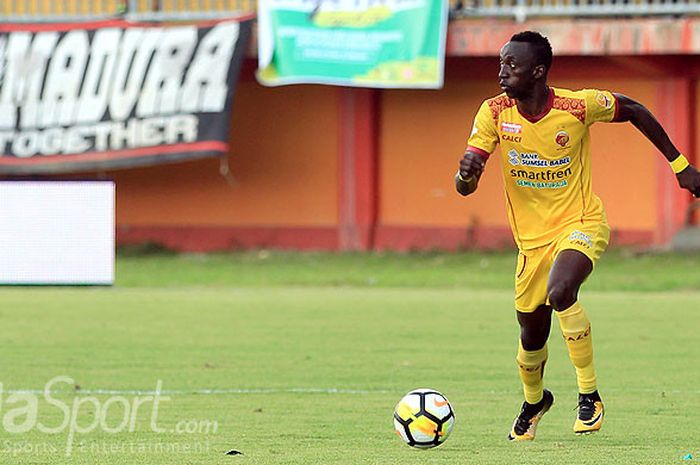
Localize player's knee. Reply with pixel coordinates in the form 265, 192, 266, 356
517, 305, 551, 350
520, 335, 546, 351
520, 327, 547, 351
548, 284, 578, 312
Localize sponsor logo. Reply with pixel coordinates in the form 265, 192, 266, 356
518, 364, 543, 373
508, 149, 520, 166
520, 152, 548, 167
501, 122, 522, 134
470, 123, 478, 137
510, 166, 572, 189
509, 167, 571, 181
583, 410, 604, 427
516, 179, 568, 189
568, 230, 593, 248
596, 92, 613, 109
433, 398, 450, 408
502, 134, 522, 143
507, 150, 571, 168
549, 156, 571, 167
555, 130, 569, 147
563, 324, 591, 341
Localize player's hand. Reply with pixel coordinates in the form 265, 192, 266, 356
676, 165, 700, 198
459, 151, 485, 181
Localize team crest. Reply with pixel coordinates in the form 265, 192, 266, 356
555, 130, 569, 147
595, 92, 613, 109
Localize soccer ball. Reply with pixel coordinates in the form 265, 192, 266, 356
393, 388, 455, 448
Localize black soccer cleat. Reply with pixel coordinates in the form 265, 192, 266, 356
508, 389, 554, 441
574, 390, 604, 434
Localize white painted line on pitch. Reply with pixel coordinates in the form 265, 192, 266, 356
5, 387, 394, 396
8, 387, 700, 396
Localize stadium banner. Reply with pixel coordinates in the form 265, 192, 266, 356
0, 17, 253, 175
256, 0, 448, 88
448, 17, 700, 56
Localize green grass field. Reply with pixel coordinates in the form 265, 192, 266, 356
1, 251, 698, 464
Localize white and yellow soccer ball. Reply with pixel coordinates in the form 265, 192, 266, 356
393, 388, 455, 448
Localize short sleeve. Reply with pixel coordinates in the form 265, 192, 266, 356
583, 89, 617, 125
466, 100, 499, 157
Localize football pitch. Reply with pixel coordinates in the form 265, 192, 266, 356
0, 251, 698, 465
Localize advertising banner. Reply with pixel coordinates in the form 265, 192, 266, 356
257, 0, 448, 88
448, 17, 700, 56
0, 181, 114, 285
0, 17, 253, 175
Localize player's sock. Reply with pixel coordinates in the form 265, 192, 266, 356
556, 301, 596, 394
516, 341, 548, 404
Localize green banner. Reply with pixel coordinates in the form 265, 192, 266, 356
257, 0, 448, 88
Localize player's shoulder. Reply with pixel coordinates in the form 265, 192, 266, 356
481, 92, 517, 121
552, 86, 614, 103
550, 86, 581, 98
551, 86, 617, 124
484, 92, 515, 107
553, 86, 617, 120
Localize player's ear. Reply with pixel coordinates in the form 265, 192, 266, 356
533, 64, 545, 80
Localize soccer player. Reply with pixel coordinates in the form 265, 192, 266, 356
455, 31, 700, 441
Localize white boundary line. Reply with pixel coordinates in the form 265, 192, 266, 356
5, 387, 699, 396
5, 387, 394, 396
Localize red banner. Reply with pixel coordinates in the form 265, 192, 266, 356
448, 17, 700, 56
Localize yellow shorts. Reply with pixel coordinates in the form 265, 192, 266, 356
514, 221, 610, 313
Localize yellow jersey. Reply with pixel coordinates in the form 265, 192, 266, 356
467, 86, 617, 250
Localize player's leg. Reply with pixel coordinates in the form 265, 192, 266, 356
516, 304, 552, 403
547, 249, 592, 312
509, 305, 555, 441
548, 249, 603, 434
509, 248, 555, 441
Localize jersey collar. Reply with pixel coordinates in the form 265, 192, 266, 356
517, 87, 554, 124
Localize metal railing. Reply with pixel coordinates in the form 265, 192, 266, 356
2, 0, 123, 21
0, 0, 255, 22
126, 0, 256, 20
1, 0, 699, 22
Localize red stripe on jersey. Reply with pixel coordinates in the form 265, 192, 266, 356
467, 146, 491, 159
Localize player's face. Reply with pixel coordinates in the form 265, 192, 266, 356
498, 41, 542, 100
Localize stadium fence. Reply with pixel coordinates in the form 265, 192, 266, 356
1, 0, 699, 22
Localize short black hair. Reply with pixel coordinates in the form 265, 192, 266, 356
510, 31, 552, 73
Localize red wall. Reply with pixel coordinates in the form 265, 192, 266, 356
116, 54, 698, 251
116, 80, 341, 250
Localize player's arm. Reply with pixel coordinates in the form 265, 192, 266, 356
613, 93, 700, 197
456, 101, 497, 197
455, 150, 486, 196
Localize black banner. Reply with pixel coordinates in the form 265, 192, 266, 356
0, 17, 253, 174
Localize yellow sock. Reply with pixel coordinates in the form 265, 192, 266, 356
556, 302, 597, 394
516, 341, 548, 404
